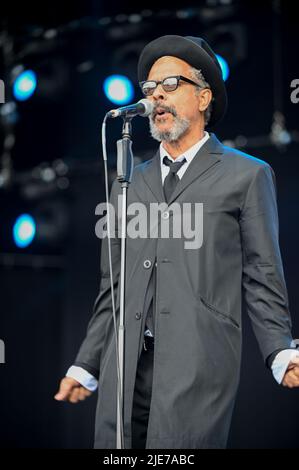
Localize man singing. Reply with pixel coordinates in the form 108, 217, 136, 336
55, 35, 299, 449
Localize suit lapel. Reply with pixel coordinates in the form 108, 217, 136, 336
169, 133, 223, 204
141, 133, 223, 204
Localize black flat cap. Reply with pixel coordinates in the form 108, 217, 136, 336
137, 35, 227, 127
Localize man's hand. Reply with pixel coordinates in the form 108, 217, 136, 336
282, 357, 299, 388
54, 377, 93, 403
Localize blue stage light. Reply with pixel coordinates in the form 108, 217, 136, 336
216, 54, 230, 82
13, 70, 37, 101
13, 214, 36, 248
103, 75, 134, 105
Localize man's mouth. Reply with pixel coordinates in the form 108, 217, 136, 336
154, 107, 173, 121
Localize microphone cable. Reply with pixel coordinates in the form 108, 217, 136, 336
101, 113, 124, 447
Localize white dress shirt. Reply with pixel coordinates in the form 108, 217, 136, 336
159, 131, 210, 184
66, 132, 299, 389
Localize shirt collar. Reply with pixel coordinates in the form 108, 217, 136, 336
160, 131, 210, 164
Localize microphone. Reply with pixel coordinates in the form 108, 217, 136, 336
107, 99, 153, 119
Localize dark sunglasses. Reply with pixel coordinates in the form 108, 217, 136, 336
139, 75, 200, 96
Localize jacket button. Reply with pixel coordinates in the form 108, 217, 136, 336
135, 312, 141, 320
143, 259, 152, 269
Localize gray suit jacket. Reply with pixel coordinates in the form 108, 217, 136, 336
75, 133, 293, 448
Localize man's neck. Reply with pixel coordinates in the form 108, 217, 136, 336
162, 128, 205, 159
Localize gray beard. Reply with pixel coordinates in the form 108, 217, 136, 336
149, 114, 190, 143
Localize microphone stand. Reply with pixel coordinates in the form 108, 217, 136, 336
116, 116, 134, 449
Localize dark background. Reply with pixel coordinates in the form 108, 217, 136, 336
0, 0, 298, 448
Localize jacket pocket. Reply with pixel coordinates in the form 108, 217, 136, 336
198, 295, 240, 329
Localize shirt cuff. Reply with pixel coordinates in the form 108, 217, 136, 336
271, 349, 299, 384
66, 365, 98, 392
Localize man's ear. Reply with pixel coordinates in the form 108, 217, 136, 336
198, 89, 213, 112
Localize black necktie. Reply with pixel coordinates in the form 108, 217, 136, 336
163, 156, 186, 203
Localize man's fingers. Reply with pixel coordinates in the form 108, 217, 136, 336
287, 370, 299, 382
69, 387, 80, 403
55, 377, 93, 403
282, 375, 293, 387
282, 369, 299, 388
69, 386, 92, 403
54, 377, 80, 401
78, 387, 92, 401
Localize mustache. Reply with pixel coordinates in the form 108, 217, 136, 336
151, 104, 177, 120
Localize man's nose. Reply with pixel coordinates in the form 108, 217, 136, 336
152, 83, 166, 100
